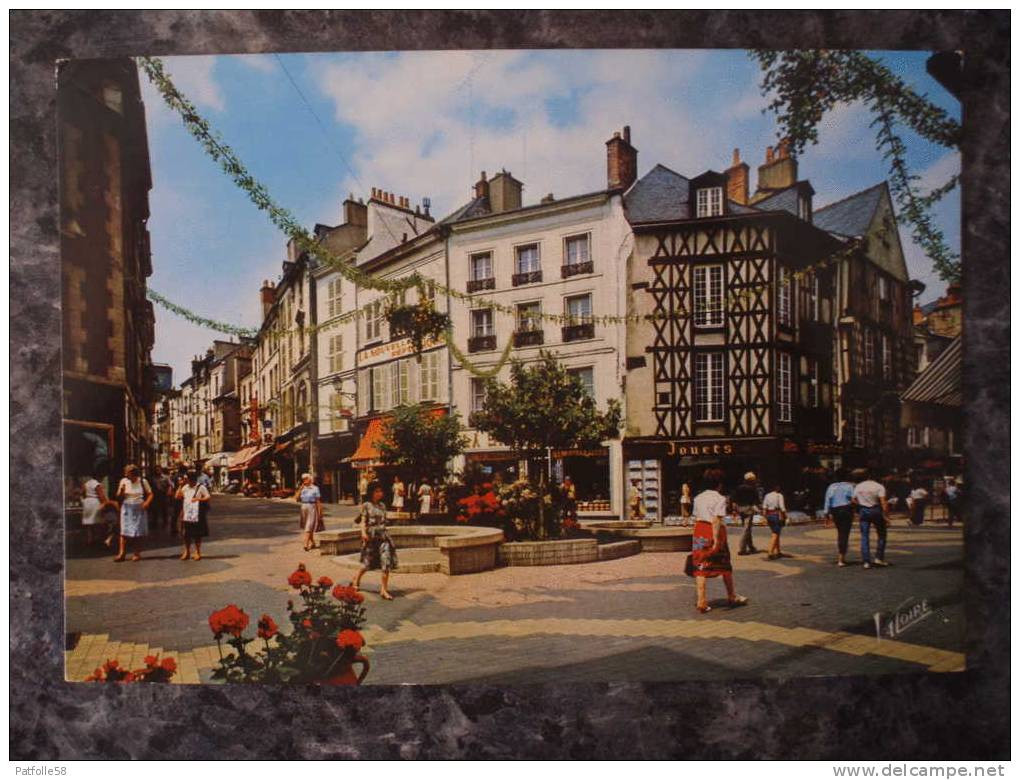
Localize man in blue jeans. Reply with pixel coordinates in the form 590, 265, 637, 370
851, 468, 890, 570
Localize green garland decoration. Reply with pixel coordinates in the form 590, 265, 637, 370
139, 53, 898, 367
445, 327, 515, 379
147, 289, 257, 338
752, 49, 961, 283
139, 55, 859, 331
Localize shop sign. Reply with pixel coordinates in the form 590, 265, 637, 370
666, 441, 735, 456
358, 336, 442, 367
552, 448, 608, 458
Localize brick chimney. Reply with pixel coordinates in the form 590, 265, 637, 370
489, 169, 523, 213
606, 125, 638, 192
260, 280, 275, 319
754, 138, 797, 196
343, 194, 367, 227
726, 148, 750, 206
474, 171, 490, 201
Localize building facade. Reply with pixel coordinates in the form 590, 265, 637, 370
623, 144, 843, 520
59, 58, 156, 499
812, 182, 917, 467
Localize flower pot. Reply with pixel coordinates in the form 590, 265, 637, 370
321, 654, 370, 686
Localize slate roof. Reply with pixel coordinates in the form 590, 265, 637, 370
753, 186, 801, 217
813, 182, 886, 238
901, 336, 962, 407
624, 164, 757, 223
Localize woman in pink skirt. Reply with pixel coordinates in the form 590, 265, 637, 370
687, 469, 749, 613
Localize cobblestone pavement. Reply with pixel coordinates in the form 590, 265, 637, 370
65, 495, 965, 685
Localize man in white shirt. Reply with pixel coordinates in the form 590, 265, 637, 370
761, 485, 787, 560
852, 469, 889, 569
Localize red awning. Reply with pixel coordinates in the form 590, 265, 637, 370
351, 409, 446, 466
351, 418, 387, 466
227, 443, 272, 471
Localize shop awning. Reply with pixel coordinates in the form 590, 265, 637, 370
351, 409, 447, 467
204, 451, 234, 467
901, 336, 962, 407
227, 443, 273, 471
351, 418, 388, 466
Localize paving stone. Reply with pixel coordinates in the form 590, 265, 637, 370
65, 494, 965, 685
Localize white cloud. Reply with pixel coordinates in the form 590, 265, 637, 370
311, 49, 726, 219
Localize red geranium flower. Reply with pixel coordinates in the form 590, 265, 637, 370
336, 629, 365, 651
287, 564, 312, 589
317, 576, 334, 588
143, 655, 158, 668
302, 619, 313, 629
256, 614, 279, 639
331, 584, 365, 604
160, 657, 178, 674
208, 604, 250, 638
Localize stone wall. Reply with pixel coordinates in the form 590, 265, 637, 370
499, 538, 598, 567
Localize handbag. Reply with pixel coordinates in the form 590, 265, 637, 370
683, 553, 695, 577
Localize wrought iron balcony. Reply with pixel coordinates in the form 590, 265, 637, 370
561, 322, 595, 342
466, 277, 495, 293
513, 329, 544, 347
511, 270, 543, 286
467, 334, 497, 353
561, 260, 594, 278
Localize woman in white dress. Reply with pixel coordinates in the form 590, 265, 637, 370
114, 464, 152, 562
80, 474, 115, 547
417, 479, 433, 516
391, 476, 405, 512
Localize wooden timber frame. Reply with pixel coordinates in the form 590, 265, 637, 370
632, 211, 844, 447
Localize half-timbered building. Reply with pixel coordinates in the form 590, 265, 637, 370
812, 182, 918, 467
622, 147, 843, 520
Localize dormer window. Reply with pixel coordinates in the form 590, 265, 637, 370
696, 187, 723, 218
798, 194, 812, 222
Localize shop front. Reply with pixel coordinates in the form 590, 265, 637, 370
316, 432, 357, 504
463, 450, 522, 485
622, 437, 821, 522
551, 447, 613, 515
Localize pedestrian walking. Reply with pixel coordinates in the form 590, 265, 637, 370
734, 471, 761, 555
176, 470, 210, 560
150, 466, 172, 532
80, 471, 115, 547
945, 478, 962, 527
358, 472, 369, 504
685, 469, 748, 613
295, 473, 323, 552
113, 464, 152, 562
762, 483, 788, 560
852, 469, 890, 570
196, 465, 214, 532
823, 469, 856, 567
353, 481, 398, 600
908, 482, 929, 526
391, 476, 406, 512
417, 478, 433, 516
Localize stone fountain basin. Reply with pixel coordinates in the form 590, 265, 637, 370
582, 521, 693, 552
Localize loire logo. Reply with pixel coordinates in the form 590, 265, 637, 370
873, 597, 933, 640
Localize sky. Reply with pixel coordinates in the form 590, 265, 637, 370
140, 49, 961, 385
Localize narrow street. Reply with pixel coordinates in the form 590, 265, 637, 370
65, 494, 966, 684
